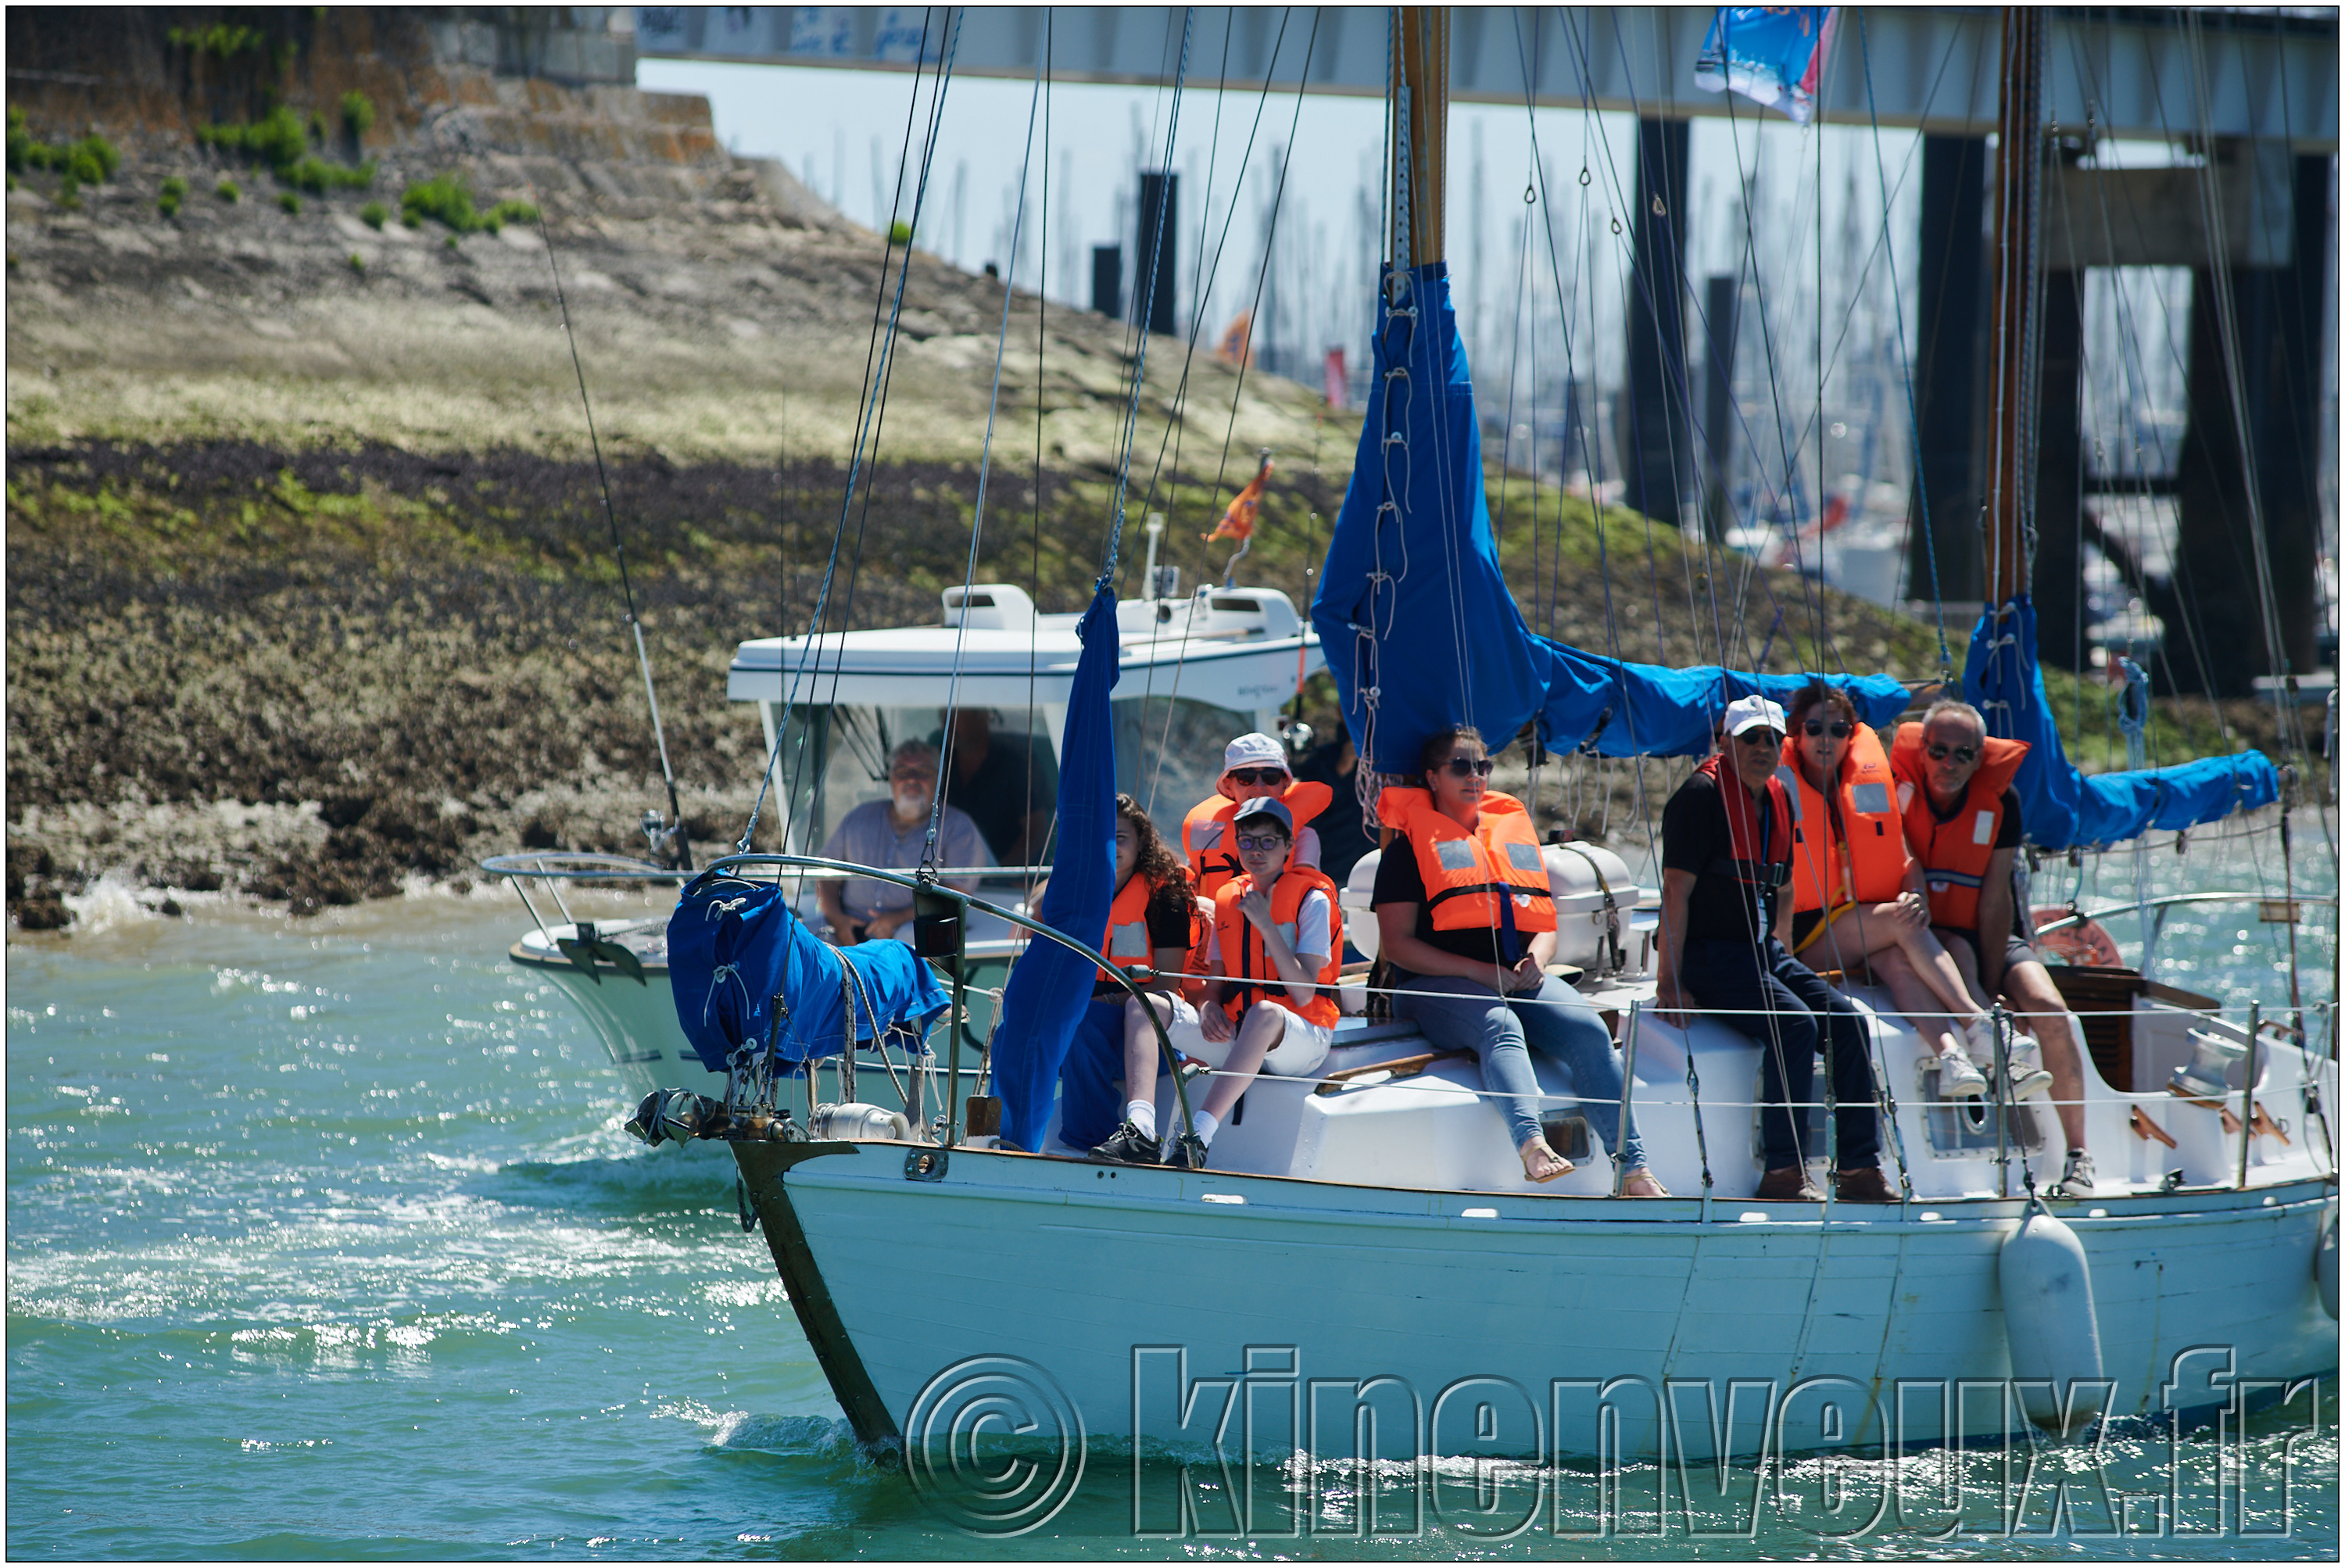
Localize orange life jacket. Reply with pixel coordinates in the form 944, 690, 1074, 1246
1183, 780, 1332, 900
1212, 865, 1343, 1029
1782, 722, 1911, 915
1889, 722, 2031, 931
1373, 787, 1557, 960
1690, 755, 1794, 920
1095, 872, 1205, 988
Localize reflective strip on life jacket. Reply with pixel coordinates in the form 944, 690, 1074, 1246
1096, 873, 1160, 986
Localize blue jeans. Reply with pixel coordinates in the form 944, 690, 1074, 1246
1394, 972, 1647, 1168
1681, 936, 1880, 1172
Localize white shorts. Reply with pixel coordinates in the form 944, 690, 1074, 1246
1122, 990, 1206, 1056
1185, 1004, 1334, 1078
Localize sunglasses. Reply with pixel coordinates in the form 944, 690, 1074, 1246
1441, 756, 1495, 778
1226, 768, 1289, 786
1234, 833, 1289, 852
890, 766, 936, 781
1802, 721, 1852, 739
1735, 729, 1783, 746
1926, 742, 1980, 764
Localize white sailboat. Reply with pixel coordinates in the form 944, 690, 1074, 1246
501, 5, 2338, 1479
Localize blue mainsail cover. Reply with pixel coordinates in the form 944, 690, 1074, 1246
668, 872, 947, 1073
1311, 261, 1909, 772
993, 582, 1121, 1153
1964, 594, 2280, 849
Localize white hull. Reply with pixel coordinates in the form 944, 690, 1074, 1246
739, 1140, 2336, 1461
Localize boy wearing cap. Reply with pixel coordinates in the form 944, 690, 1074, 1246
1170, 796, 1341, 1169
1181, 733, 1330, 901
1654, 695, 1892, 1203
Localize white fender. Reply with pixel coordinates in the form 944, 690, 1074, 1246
1341, 850, 1383, 961
2318, 1204, 2339, 1322
1998, 1205, 2106, 1437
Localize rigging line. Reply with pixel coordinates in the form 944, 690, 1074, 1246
750, 8, 944, 854
2185, 13, 2302, 757
743, 7, 958, 853
1856, 11, 1952, 675
527, 192, 693, 872
1100, 6, 1198, 585
925, 38, 1049, 870
1140, 7, 1312, 816
1026, 13, 1050, 904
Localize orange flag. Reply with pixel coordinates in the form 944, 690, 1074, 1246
1201, 456, 1273, 544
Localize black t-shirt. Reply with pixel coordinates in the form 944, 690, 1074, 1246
937, 732, 1058, 863
1370, 835, 1510, 968
1295, 743, 1375, 885
1659, 770, 1781, 945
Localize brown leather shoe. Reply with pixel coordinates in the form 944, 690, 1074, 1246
1835, 1165, 1898, 1203
1755, 1165, 1823, 1201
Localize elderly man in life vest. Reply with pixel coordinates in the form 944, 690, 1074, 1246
1655, 694, 1893, 1203
1891, 700, 2096, 1200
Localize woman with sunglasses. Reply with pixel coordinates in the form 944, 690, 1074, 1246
1781, 682, 1998, 1097
1181, 733, 1330, 903
1371, 725, 1660, 1192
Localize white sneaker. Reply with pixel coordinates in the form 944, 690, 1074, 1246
1935, 1049, 1988, 1099
2048, 1149, 2096, 1199
2000, 1061, 2055, 1101
1962, 1015, 2000, 1061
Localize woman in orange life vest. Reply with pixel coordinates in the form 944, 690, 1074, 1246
1058, 797, 1210, 1165
1780, 681, 1998, 1097
1169, 795, 1343, 1170
1181, 732, 1331, 900
1371, 725, 1661, 1193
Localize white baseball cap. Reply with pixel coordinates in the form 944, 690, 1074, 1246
1723, 694, 1788, 738
1220, 732, 1290, 778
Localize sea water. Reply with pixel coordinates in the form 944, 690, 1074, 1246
8, 855, 2337, 1560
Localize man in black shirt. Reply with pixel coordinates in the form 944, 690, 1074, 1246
1656, 695, 1890, 1203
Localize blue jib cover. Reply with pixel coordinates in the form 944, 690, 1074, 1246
666, 872, 947, 1074
993, 583, 1121, 1153
1964, 594, 2280, 849
1311, 260, 1908, 773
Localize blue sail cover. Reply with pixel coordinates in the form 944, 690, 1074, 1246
1964, 595, 2279, 849
668, 872, 947, 1073
1311, 262, 1910, 773
993, 583, 1121, 1153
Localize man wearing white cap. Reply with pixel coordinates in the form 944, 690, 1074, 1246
1654, 693, 1892, 1204
1180, 732, 1329, 903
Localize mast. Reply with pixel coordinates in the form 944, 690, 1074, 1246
1391, 8, 1448, 267
1983, 7, 2045, 606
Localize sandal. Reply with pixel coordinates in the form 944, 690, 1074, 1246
1618, 1168, 1670, 1197
1520, 1137, 1574, 1183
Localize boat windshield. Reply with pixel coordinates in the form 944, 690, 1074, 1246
767, 694, 1258, 869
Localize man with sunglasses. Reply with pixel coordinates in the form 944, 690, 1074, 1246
1656, 694, 1892, 1203
817, 740, 993, 944
1892, 700, 2096, 1198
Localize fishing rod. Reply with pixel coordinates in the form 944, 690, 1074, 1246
530, 195, 693, 872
